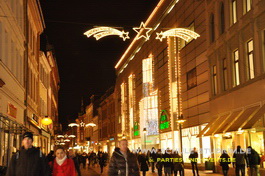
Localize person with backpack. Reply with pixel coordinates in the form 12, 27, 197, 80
49, 146, 76, 176
6, 132, 50, 176
247, 146, 261, 176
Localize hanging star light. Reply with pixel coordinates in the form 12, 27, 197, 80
84, 27, 130, 41
156, 28, 200, 42
133, 22, 152, 40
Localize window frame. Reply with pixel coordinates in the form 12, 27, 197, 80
246, 39, 255, 80
187, 68, 197, 90
233, 49, 240, 86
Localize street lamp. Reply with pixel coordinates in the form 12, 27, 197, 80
41, 116, 52, 126
143, 128, 147, 149
176, 114, 186, 153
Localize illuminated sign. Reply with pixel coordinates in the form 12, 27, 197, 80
156, 28, 200, 42
160, 110, 170, 130
134, 122, 140, 136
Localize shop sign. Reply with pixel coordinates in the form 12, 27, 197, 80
134, 122, 140, 136
7, 103, 17, 118
109, 138, 114, 141
160, 110, 169, 130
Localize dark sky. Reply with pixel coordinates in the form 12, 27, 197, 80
39, 0, 159, 128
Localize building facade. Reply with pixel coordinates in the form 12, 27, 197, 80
115, 0, 209, 157
197, 0, 265, 173
114, 0, 265, 173
0, 0, 26, 166
98, 87, 116, 154
0, 0, 60, 165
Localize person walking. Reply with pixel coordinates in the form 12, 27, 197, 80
50, 146, 76, 176
150, 147, 157, 173
108, 139, 140, 176
163, 149, 173, 176
219, 150, 231, 176
6, 132, 50, 176
247, 146, 261, 176
137, 151, 149, 176
98, 153, 107, 174
68, 149, 82, 176
81, 152, 88, 169
156, 149, 163, 176
172, 151, 184, 176
233, 145, 248, 176
189, 147, 199, 176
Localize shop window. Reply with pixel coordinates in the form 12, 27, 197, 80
187, 68, 197, 90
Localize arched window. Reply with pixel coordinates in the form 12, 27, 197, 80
220, 2, 225, 34
210, 13, 215, 42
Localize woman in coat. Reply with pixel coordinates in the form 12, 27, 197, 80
219, 150, 231, 176
50, 146, 76, 176
137, 151, 149, 176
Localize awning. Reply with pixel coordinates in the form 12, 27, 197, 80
197, 116, 217, 137
242, 104, 265, 129
224, 105, 260, 132
214, 109, 243, 134
203, 113, 230, 136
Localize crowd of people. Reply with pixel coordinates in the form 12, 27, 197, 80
3, 132, 263, 176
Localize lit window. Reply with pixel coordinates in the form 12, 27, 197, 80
187, 68, 197, 90
231, 0, 237, 24
212, 65, 217, 95
247, 40, 254, 79
233, 49, 240, 86
222, 58, 228, 91
245, 0, 252, 13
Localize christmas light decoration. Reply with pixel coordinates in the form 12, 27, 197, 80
156, 28, 200, 42
84, 27, 130, 41
133, 22, 152, 40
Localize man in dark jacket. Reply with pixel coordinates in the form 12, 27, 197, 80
233, 145, 248, 176
189, 147, 199, 176
247, 146, 260, 176
108, 139, 139, 176
6, 132, 50, 176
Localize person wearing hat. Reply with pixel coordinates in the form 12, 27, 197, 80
6, 132, 50, 176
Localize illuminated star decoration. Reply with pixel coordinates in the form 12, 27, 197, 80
156, 28, 200, 42
133, 22, 152, 40
155, 31, 164, 42
84, 27, 130, 41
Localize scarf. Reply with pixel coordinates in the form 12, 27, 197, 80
56, 155, 67, 166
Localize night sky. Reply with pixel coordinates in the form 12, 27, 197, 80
39, 0, 159, 129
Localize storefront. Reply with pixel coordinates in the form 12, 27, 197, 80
0, 114, 29, 166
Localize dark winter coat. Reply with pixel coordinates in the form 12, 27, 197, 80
6, 147, 50, 176
247, 148, 261, 166
163, 153, 173, 168
219, 153, 231, 170
189, 151, 198, 163
172, 153, 184, 171
137, 154, 149, 171
108, 147, 140, 176
233, 150, 248, 166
